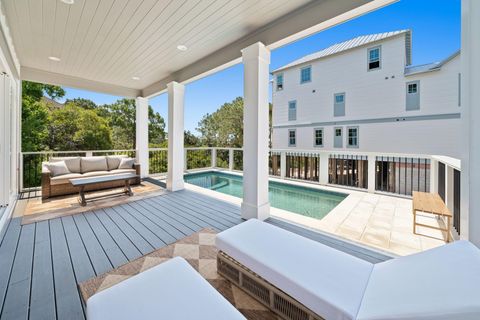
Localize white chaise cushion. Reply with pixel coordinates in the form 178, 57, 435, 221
86, 257, 245, 320
216, 219, 374, 320
357, 240, 480, 320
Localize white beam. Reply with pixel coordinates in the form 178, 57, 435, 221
241, 42, 270, 220
461, 0, 480, 245
21, 67, 141, 98
142, 0, 397, 98
135, 97, 149, 178
167, 81, 185, 192
367, 154, 376, 193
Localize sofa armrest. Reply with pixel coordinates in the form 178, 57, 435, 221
41, 165, 52, 199
134, 163, 141, 176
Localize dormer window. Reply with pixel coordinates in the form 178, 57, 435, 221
276, 74, 284, 91
368, 46, 381, 71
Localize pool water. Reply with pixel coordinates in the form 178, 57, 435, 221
185, 171, 347, 219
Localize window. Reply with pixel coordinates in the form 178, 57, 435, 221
314, 128, 323, 147
334, 127, 343, 148
288, 100, 297, 121
288, 130, 296, 146
334, 92, 345, 117
276, 73, 283, 91
368, 46, 381, 71
347, 127, 359, 148
300, 66, 311, 83
406, 80, 420, 110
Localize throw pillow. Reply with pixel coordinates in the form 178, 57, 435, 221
46, 161, 71, 177
118, 158, 135, 169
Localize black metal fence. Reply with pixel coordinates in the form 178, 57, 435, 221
269, 153, 281, 176
233, 150, 243, 171
375, 156, 430, 196
453, 169, 461, 234
285, 152, 319, 181
149, 149, 168, 175
328, 154, 368, 189
215, 149, 229, 168
186, 149, 211, 170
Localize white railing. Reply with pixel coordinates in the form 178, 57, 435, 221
20, 147, 443, 198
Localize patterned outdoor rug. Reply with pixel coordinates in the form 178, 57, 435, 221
79, 228, 279, 320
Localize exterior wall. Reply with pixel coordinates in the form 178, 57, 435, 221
272, 34, 461, 158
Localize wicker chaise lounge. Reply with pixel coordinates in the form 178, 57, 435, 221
216, 219, 480, 320
41, 155, 140, 199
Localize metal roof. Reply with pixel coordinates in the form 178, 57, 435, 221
404, 50, 460, 76
272, 30, 411, 73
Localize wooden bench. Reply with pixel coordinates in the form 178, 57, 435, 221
412, 191, 452, 242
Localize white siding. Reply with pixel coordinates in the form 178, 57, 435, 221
272, 34, 461, 158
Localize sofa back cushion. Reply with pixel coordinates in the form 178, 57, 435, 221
46, 161, 71, 177
50, 157, 81, 173
118, 158, 135, 169
81, 156, 108, 173
106, 155, 128, 171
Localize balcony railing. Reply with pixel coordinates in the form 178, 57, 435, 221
20, 147, 433, 197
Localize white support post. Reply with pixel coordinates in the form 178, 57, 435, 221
319, 152, 329, 185
461, 0, 480, 244
229, 149, 234, 171
280, 152, 286, 179
430, 159, 438, 194
211, 148, 217, 168
241, 42, 270, 220
135, 97, 149, 178
167, 82, 185, 191
367, 154, 376, 193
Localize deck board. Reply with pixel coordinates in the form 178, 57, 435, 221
0, 190, 391, 320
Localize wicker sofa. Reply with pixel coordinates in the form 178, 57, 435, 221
42, 155, 140, 200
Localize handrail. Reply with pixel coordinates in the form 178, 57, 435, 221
22, 149, 136, 155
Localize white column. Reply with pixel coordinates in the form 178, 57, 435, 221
461, 0, 480, 244
229, 149, 234, 171
367, 154, 376, 193
211, 148, 217, 168
280, 152, 286, 179
430, 159, 438, 194
319, 152, 329, 185
135, 97, 149, 178
241, 42, 270, 220
167, 82, 185, 191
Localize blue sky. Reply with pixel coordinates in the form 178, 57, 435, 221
59, 0, 460, 134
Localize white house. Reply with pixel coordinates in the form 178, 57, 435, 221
271, 30, 461, 159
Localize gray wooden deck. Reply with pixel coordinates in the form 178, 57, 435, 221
0, 189, 390, 320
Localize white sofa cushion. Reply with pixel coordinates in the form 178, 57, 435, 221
50, 173, 83, 185
106, 155, 128, 170
86, 257, 245, 320
81, 156, 108, 173
216, 219, 374, 320
357, 240, 480, 320
50, 157, 81, 173
46, 161, 71, 177
110, 169, 136, 174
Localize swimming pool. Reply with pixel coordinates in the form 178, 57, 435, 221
184, 171, 347, 219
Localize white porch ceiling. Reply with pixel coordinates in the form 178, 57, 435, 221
1, 0, 395, 97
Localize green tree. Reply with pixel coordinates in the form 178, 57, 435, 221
48, 103, 112, 150
64, 98, 97, 110
196, 97, 272, 147
184, 130, 201, 147
106, 98, 166, 149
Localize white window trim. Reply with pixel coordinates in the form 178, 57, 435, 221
288, 100, 297, 121
276, 73, 284, 91
367, 45, 381, 71
300, 65, 312, 84
288, 129, 296, 147
347, 126, 359, 148
313, 127, 324, 147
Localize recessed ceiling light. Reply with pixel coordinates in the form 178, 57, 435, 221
132, 76, 140, 80
48, 56, 61, 62
177, 44, 188, 51
61, 0, 74, 4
